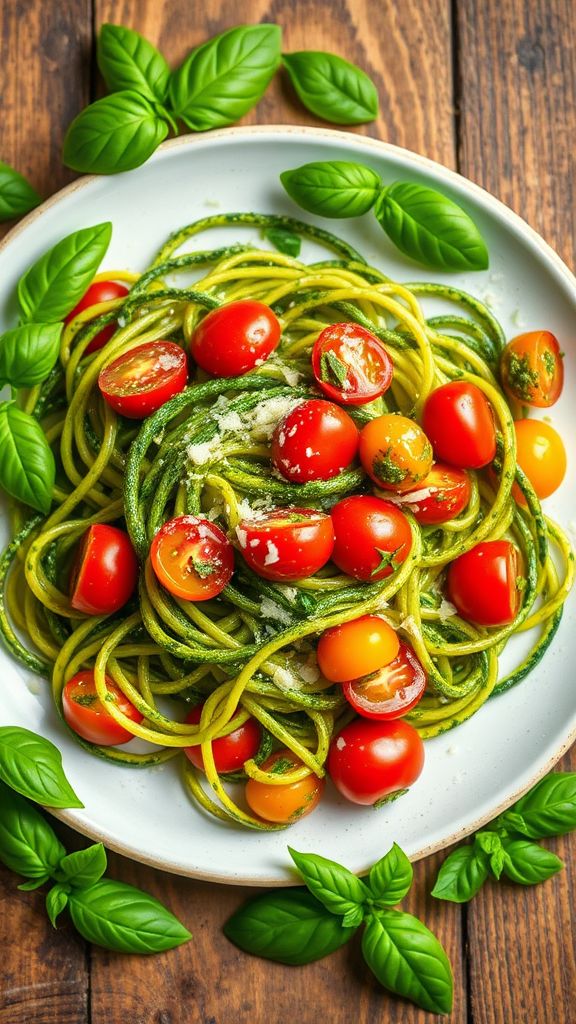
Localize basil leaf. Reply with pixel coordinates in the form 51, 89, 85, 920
431, 845, 489, 903
500, 772, 576, 838
0, 781, 65, 879
374, 182, 489, 271
341, 904, 364, 928
58, 842, 107, 889
18, 876, 50, 890
288, 847, 370, 916
500, 838, 564, 885
362, 910, 453, 1015
63, 92, 168, 174
368, 842, 413, 905
264, 226, 301, 258
0, 162, 41, 221
98, 24, 170, 102
18, 222, 112, 323
223, 887, 357, 965
168, 24, 281, 131
0, 323, 62, 389
68, 879, 191, 953
46, 883, 70, 927
0, 404, 55, 513
0, 727, 83, 808
280, 161, 381, 218
282, 51, 378, 125
474, 831, 503, 855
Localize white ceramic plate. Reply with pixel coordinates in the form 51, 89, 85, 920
0, 127, 574, 885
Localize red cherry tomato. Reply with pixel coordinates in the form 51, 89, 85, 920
65, 280, 130, 355
327, 718, 425, 806
446, 540, 523, 626
150, 516, 234, 601
421, 381, 497, 468
62, 671, 143, 746
237, 509, 334, 582
501, 331, 564, 407
271, 399, 359, 483
342, 643, 426, 720
183, 704, 261, 774
359, 414, 433, 492
331, 495, 412, 581
317, 616, 400, 683
311, 322, 394, 405
70, 524, 138, 615
245, 749, 325, 823
98, 341, 188, 419
190, 300, 281, 376
391, 463, 472, 525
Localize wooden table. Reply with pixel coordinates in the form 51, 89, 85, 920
1, 2, 574, 1021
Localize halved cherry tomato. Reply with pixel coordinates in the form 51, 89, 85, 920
311, 322, 394, 405
317, 616, 399, 683
183, 704, 261, 774
421, 381, 496, 468
237, 509, 334, 582
390, 462, 471, 525
70, 524, 138, 615
190, 300, 281, 376
446, 540, 523, 626
359, 414, 433, 492
65, 280, 130, 355
513, 419, 567, 500
327, 718, 425, 806
331, 495, 412, 581
501, 331, 564, 408
271, 399, 358, 483
245, 749, 325, 823
150, 516, 234, 601
98, 341, 188, 419
342, 642, 426, 720
62, 670, 143, 746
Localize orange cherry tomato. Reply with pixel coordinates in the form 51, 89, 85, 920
150, 516, 234, 601
513, 419, 567, 500
245, 750, 325, 824
316, 615, 400, 683
501, 331, 564, 408
359, 414, 433, 492
62, 671, 143, 746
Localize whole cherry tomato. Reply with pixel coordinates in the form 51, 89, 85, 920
190, 300, 281, 376
236, 508, 334, 582
331, 495, 412, 581
183, 704, 261, 774
245, 749, 325, 823
391, 462, 471, 525
65, 280, 130, 355
327, 718, 425, 806
70, 524, 138, 615
271, 399, 359, 483
317, 616, 399, 683
421, 381, 497, 468
446, 539, 523, 626
62, 671, 143, 746
341, 642, 427, 720
500, 331, 564, 407
98, 341, 188, 418
359, 414, 433, 492
150, 516, 234, 601
513, 419, 567, 500
312, 322, 394, 405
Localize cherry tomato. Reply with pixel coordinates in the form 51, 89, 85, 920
271, 399, 359, 483
513, 419, 567, 500
422, 381, 496, 469
190, 300, 281, 376
183, 704, 261, 774
331, 495, 412, 581
70, 524, 138, 615
391, 462, 472, 525
317, 616, 400, 683
342, 642, 427, 720
62, 670, 143, 746
237, 509, 334, 582
359, 414, 433, 492
501, 331, 564, 408
65, 280, 130, 355
446, 540, 523, 626
327, 718, 425, 806
245, 749, 325, 823
98, 341, 188, 419
150, 516, 234, 601
311, 322, 394, 405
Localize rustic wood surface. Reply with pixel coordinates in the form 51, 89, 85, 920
0, 1, 574, 1021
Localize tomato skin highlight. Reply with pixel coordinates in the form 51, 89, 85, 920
65, 280, 130, 354
190, 300, 281, 376
331, 495, 412, 581
391, 462, 471, 525
98, 341, 188, 419
237, 508, 334, 582
150, 516, 234, 601
327, 718, 425, 806
183, 704, 262, 774
359, 414, 433, 492
317, 616, 400, 683
342, 643, 427, 720
421, 381, 497, 469
312, 322, 394, 405
62, 671, 143, 746
70, 524, 138, 615
271, 399, 359, 483
501, 331, 564, 407
513, 418, 567, 500
245, 750, 325, 823
447, 540, 523, 626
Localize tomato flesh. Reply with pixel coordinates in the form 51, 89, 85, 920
501, 331, 564, 407
312, 322, 394, 405
422, 381, 497, 468
190, 300, 281, 376
327, 718, 425, 806
391, 462, 471, 525
65, 280, 130, 355
237, 508, 334, 582
150, 516, 234, 601
342, 643, 426, 720
359, 414, 433, 492
183, 704, 261, 774
70, 524, 138, 615
513, 418, 567, 500
447, 540, 523, 626
317, 615, 400, 683
271, 399, 359, 483
62, 671, 143, 746
98, 341, 188, 418
245, 749, 325, 823
331, 495, 412, 581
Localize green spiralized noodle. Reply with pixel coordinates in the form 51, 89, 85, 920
0, 212, 573, 831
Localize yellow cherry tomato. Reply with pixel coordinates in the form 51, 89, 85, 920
359, 414, 433, 492
245, 750, 324, 824
316, 615, 400, 683
514, 419, 567, 500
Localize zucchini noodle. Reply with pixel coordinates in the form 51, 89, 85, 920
1, 212, 573, 831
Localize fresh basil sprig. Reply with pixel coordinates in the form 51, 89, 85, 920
282, 51, 378, 125
0, 726, 83, 807
0, 161, 41, 222
97, 24, 170, 104
281, 161, 382, 218
18, 222, 112, 323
